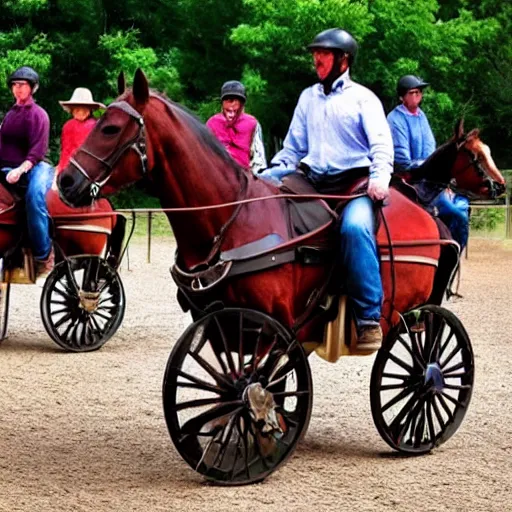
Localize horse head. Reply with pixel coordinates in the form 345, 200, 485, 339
422, 119, 506, 200
58, 69, 153, 208
451, 120, 506, 199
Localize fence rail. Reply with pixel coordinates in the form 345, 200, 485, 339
117, 182, 512, 263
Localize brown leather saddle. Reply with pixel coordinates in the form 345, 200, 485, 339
171, 170, 369, 295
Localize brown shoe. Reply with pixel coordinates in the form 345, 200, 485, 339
357, 324, 383, 352
35, 248, 55, 279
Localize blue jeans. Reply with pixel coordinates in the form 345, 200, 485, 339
431, 190, 469, 250
339, 196, 382, 329
1, 162, 54, 260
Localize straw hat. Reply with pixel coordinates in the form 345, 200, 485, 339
59, 88, 106, 113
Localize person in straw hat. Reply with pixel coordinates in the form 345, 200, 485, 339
46, 88, 118, 268
56, 87, 106, 172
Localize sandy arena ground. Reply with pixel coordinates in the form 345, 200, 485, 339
0, 237, 510, 512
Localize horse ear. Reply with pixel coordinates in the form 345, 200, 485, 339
455, 118, 465, 139
117, 72, 126, 95
133, 68, 149, 106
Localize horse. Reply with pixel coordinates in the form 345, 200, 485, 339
411, 120, 506, 200
57, 69, 505, 483
57, 69, 505, 339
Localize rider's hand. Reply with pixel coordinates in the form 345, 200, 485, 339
257, 168, 283, 186
6, 161, 32, 185
6, 166, 25, 184
367, 179, 389, 202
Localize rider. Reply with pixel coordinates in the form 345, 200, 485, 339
206, 81, 267, 175
387, 75, 469, 251
259, 28, 394, 350
0, 66, 55, 276
56, 87, 106, 172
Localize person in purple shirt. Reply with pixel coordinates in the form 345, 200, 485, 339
0, 66, 55, 276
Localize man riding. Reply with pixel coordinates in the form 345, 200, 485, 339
0, 66, 55, 276
207, 80, 267, 175
387, 75, 469, 251
259, 28, 394, 351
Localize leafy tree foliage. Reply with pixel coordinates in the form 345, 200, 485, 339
0, 0, 510, 207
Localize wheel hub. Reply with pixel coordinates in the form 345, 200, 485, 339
424, 362, 444, 392
78, 290, 100, 313
243, 382, 283, 436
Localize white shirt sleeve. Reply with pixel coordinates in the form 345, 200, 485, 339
250, 122, 267, 175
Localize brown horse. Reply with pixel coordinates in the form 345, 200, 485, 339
57, 69, 505, 483
58, 70, 504, 340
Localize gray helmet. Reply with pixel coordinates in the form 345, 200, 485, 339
7, 66, 40, 91
307, 28, 358, 60
397, 75, 429, 97
220, 80, 246, 102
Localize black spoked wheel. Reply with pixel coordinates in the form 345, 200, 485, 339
40, 255, 126, 352
371, 304, 474, 454
163, 307, 312, 485
0, 282, 11, 342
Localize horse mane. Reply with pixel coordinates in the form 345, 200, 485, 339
120, 88, 244, 180
417, 138, 458, 183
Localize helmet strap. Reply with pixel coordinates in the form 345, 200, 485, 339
321, 51, 345, 95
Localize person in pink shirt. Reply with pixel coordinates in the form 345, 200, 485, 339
56, 88, 105, 172
206, 81, 267, 175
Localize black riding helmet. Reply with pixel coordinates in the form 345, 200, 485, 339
397, 75, 429, 97
308, 28, 358, 63
307, 28, 358, 95
220, 80, 246, 102
7, 66, 40, 92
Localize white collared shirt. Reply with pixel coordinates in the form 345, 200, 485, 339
270, 71, 394, 186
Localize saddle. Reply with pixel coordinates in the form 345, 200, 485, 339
0, 180, 121, 266
171, 170, 368, 294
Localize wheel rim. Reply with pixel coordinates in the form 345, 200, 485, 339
163, 308, 312, 485
0, 282, 10, 342
371, 305, 474, 453
41, 256, 125, 351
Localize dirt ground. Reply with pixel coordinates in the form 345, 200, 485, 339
0, 238, 510, 512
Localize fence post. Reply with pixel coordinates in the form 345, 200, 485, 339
506, 189, 511, 239
147, 211, 152, 263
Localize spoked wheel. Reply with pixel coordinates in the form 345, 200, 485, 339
0, 282, 11, 343
163, 307, 312, 485
40, 255, 126, 352
371, 304, 474, 454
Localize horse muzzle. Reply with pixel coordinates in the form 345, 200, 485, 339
58, 167, 96, 208
492, 181, 506, 198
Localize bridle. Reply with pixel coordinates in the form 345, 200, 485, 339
69, 100, 148, 199
451, 139, 505, 199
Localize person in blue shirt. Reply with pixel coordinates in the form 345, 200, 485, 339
259, 28, 394, 351
387, 75, 469, 251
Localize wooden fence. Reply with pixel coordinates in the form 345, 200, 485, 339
118, 171, 512, 263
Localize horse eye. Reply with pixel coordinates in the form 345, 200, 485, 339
102, 125, 121, 136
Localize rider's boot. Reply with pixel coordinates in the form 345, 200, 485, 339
35, 246, 55, 279
356, 324, 383, 352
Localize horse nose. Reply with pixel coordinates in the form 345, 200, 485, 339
58, 172, 76, 192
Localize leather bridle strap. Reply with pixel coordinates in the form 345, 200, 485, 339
69, 100, 148, 198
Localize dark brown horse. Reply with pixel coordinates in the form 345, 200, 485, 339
57, 69, 505, 342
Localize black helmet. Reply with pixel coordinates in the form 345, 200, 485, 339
220, 80, 246, 102
7, 66, 40, 92
397, 75, 429, 97
307, 28, 358, 60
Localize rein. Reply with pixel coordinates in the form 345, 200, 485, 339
52, 191, 367, 220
